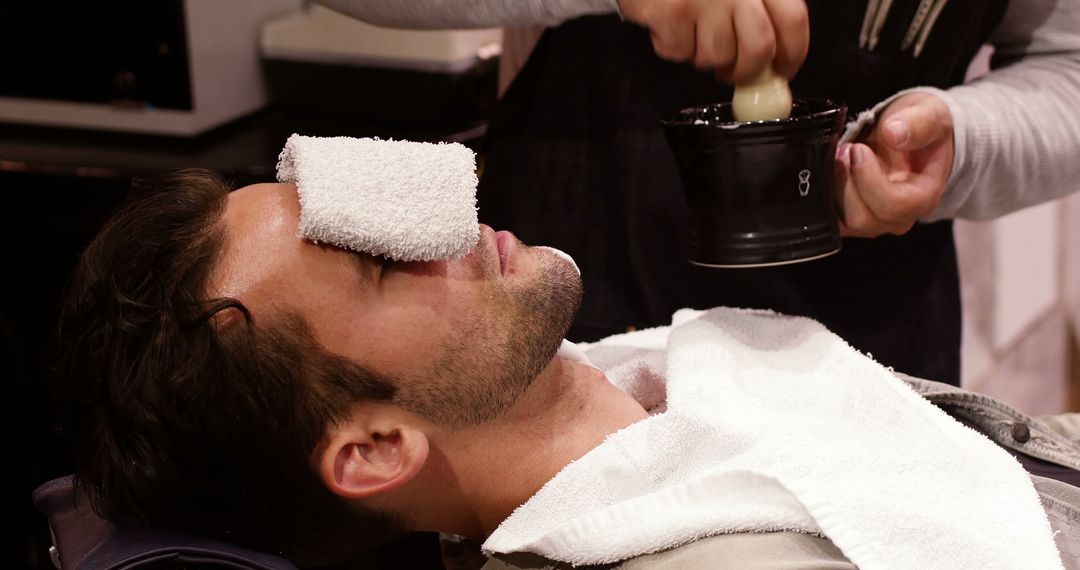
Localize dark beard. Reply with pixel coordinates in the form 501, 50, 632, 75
397, 253, 582, 427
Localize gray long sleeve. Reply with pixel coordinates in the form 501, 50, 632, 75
928, 0, 1080, 220
315, 0, 619, 29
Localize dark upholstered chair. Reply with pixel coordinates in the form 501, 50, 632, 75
32, 475, 297, 570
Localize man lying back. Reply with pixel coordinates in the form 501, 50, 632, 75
56, 170, 1080, 569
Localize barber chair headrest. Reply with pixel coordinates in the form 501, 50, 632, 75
32, 475, 298, 569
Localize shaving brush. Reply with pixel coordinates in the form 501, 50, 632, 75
732, 66, 793, 122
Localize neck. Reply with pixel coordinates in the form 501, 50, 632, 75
409, 356, 648, 540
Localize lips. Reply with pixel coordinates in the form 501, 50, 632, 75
479, 224, 515, 275
479, 223, 516, 275
495, 230, 514, 275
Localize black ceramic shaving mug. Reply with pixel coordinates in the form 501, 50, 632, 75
661, 98, 847, 268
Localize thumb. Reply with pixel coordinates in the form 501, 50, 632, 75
880, 100, 952, 152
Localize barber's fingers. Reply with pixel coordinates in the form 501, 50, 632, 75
731, 0, 777, 83
629, 0, 807, 79
650, 16, 697, 62
843, 143, 946, 236
849, 144, 926, 225
762, 0, 809, 78
879, 98, 953, 152
635, 0, 698, 62
836, 144, 891, 237
695, 12, 736, 70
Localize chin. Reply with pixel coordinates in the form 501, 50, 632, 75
534, 246, 581, 278
530, 250, 583, 351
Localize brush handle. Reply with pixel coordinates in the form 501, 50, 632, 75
732, 67, 793, 122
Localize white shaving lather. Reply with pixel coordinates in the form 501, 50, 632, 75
537, 246, 581, 276
276, 133, 480, 261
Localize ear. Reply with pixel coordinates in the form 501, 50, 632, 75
317, 409, 430, 500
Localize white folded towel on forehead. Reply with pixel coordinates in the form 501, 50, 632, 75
276, 134, 479, 261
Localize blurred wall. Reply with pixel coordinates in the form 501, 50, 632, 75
955, 47, 1080, 415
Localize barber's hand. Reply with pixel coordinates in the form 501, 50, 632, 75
834, 93, 954, 238
617, 0, 809, 82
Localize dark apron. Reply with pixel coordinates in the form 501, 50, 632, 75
477, 0, 1008, 385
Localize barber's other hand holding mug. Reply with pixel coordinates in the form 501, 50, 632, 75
617, 0, 810, 82
834, 92, 955, 238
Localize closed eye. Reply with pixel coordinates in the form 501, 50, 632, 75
348, 251, 384, 283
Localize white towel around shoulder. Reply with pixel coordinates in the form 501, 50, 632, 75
276, 134, 479, 261
486, 308, 1064, 570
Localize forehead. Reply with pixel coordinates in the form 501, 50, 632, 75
210, 183, 315, 301
225, 182, 299, 237
223, 182, 299, 235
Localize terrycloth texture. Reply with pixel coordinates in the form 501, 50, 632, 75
484, 308, 1064, 570
276, 134, 479, 261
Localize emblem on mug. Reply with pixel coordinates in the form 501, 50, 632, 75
798, 169, 811, 197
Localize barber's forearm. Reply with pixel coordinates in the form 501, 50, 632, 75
314, 0, 619, 29
927, 0, 1080, 221
928, 55, 1080, 221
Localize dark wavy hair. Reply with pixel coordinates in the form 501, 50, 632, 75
53, 170, 406, 567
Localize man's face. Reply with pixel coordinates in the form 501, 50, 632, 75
211, 183, 582, 426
